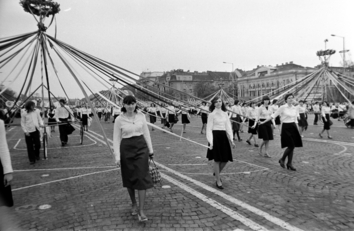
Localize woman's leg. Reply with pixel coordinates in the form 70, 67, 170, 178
138, 190, 147, 218
259, 140, 265, 155
235, 130, 241, 141
279, 147, 292, 168
183, 124, 186, 133
219, 162, 227, 173
264, 140, 271, 157
214, 161, 222, 185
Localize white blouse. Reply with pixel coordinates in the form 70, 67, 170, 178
247, 108, 258, 119
113, 112, 153, 162
21, 109, 44, 133
272, 104, 299, 123
230, 105, 242, 118
0, 120, 13, 174
167, 105, 175, 114
322, 106, 331, 117
206, 109, 233, 146
256, 105, 273, 120
199, 105, 209, 114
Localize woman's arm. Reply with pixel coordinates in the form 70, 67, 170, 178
113, 117, 122, 163
206, 113, 214, 148
142, 114, 153, 154
0, 120, 13, 175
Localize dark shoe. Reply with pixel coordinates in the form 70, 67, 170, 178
278, 159, 285, 168
254, 144, 259, 147
30, 161, 35, 165
286, 165, 296, 171
246, 140, 251, 145
215, 182, 224, 190
328, 136, 333, 139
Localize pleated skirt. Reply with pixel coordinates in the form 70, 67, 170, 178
281, 123, 303, 149
149, 113, 156, 123
206, 131, 233, 162
248, 119, 258, 134
82, 114, 88, 125
0, 160, 14, 207
258, 119, 273, 140
298, 113, 308, 129
322, 114, 331, 130
120, 135, 153, 190
168, 114, 175, 123
231, 116, 241, 131
201, 113, 208, 124
181, 114, 190, 124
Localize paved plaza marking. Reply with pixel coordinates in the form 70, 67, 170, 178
171, 168, 269, 176
12, 135, 97, 150
157, 163, 304, 231
13, 139, 21, 149
83, 126, 304, 231
162, 173, 270, 231
303, 137, 354, 147
168, 164, 208, 166
6, 127, 15, 132
14, 166, 117, 172
12, 168, 118, 192
333, 144, 348, 155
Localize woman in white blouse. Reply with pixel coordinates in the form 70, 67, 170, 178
319, 101, 332, 139
206, 97, 235, 190
0, 119, 13, 207
252, 96, 274, 158
245, 102, 259, 147
262, 93, 303, 171
147, 103, 158, 131
113, 95, 154, 222
296, 100, 308, 137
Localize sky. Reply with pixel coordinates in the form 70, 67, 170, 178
0, 0, 353, 98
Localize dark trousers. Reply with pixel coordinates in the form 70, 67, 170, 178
25, 129, 41, 162
59, 118, 68, 143
314, 113, 319, 124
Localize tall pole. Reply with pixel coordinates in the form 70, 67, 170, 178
343, 37, 346, 74
223, 61, 235, 98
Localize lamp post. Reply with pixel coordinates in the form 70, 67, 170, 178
331, 34, 350, 73
223, 61, 235, 98
324, 39, 328, 50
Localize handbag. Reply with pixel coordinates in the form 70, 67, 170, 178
149, 158, 161, 186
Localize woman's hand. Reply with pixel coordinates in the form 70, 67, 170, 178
115, 160, 121, 167
149, 153, 154, 159
25, 132, 30, 136
231, 141, 236, 149
4, 173, 13, 187
208, 144, 213, 150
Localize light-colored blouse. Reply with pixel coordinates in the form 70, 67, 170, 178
321, 106, 331, 117
297, 105, 307, 114
247, 107, 258, 119
113, 112, 153, 162
256, 105, 273, 120
272, 104, 299, 123
0, 120, 13, 174
206, 108, 233, 146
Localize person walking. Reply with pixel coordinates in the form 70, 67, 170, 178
104, 106, 111, 123
230, 100, 242, 141
147, 103, 158, 131
167, 103, 177, 133
206, 97, 235, 190
112, 106, 121, 123
113, 95, 154, 222
319, 101, 332, 139
253, 96, 274, 158
348, 101, 354, 128
55, 99, 74, 146
313, 102, 320, 125
178, 106, 191, 133
297, 100, 308, 137
47, 106, 56, 132
262, 93, 303, 171
245, 102, 259, 147
199, 102, 209, 134
21, 101, 44, 164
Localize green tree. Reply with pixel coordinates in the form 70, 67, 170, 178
194, 82, 218, 98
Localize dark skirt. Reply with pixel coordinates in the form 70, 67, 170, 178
168, 114, 176, 123
281, 123, 303, 149
181, 114, 190, 124
0, 160, 14, 207
120, 135, 153, 190
231, 116, 241, 131
348, 118, 354, 127
275, 116, 281, 125
48, 118, 56, 125
161, 113, 166, 124
82, 114, 88, 125
206, 131, 233, 162
298, 113, 308, 130
201, 113, 208, 124
322, 114, 331, 130
97, 112, 102, 119
258, 119, 273, 140
149, 114, 156, 123
248, 119, 258, 134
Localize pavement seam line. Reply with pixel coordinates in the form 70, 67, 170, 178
162, 173, 269, 231
84, 127, 304, 231
12, 168, 118, 191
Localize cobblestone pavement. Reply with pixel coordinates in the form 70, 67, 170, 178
4, 115, 354, 231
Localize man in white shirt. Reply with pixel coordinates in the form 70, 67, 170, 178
21, 101, 44, 164
55, 99, 74, 146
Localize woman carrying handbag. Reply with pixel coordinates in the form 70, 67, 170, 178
113, 95, 154, 222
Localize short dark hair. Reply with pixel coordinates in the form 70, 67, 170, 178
209, 96, 226, 112
322, 101, 329, 107
201, 102, 207, 106
234, 99, 239, 105
272, 99, 278, 104
121, 95, 138, 113
59, 99, 66, 104
284, 93, 294, 102
25, 101, 36, 113
261, 96, 270, 104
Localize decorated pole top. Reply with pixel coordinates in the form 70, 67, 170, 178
20, 0, 60, 32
